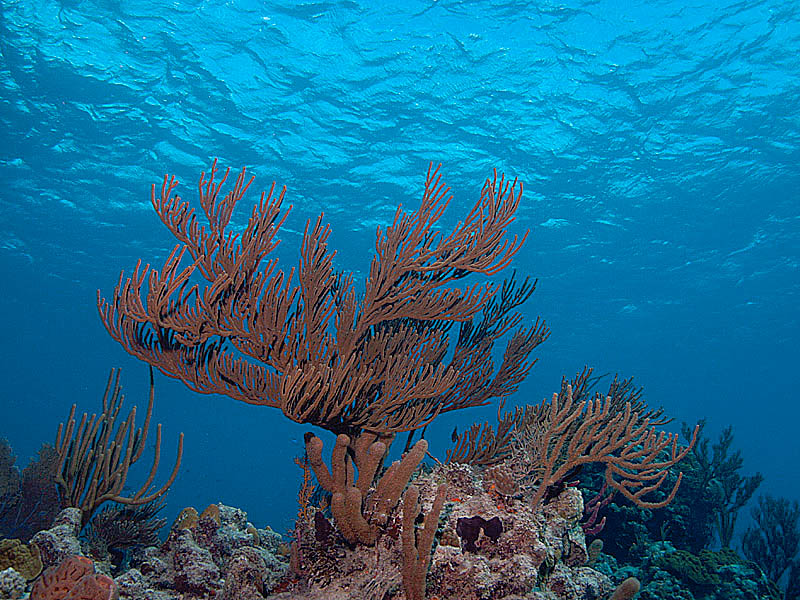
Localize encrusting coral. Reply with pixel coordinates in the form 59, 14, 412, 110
30, 508, 83, 571
16, 502, 288, 599
0, 538, 42, 580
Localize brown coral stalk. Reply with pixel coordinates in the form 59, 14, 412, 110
54, 368, 183, 524
401, 483, 447, 600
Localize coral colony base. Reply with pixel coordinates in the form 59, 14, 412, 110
1, 164, 791, 599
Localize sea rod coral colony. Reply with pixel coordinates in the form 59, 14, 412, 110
0, 163, 700, 599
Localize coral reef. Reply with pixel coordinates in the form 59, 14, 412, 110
2, 501, 287, 599
20, 483, 773, 599
3, 163, 794, 599
280, 461, 613, 600
578, 417, 797, 599
594, 539, 780, 600
116, 502, 287, 599
91, 163, 704, 598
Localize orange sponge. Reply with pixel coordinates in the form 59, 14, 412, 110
30, 555, 118, 600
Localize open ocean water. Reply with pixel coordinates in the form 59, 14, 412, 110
0, 0, 798, 585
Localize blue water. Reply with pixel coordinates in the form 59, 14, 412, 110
0, 0, 797, 538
